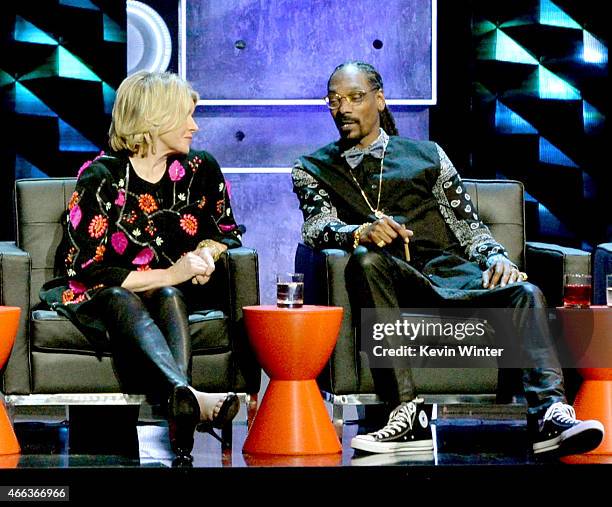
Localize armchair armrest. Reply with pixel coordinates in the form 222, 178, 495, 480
218, 247, 261, 394
526, 241, 591, 307
0, 241, 32, 394
295, 243, 359, 393
593, 243, 612, 305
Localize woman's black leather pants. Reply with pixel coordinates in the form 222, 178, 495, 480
95, 285, 192, 397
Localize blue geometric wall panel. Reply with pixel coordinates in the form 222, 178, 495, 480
1, 1, 126, 240
472, 0, 608, 247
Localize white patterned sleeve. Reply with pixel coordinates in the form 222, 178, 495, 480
291, 161, 358, 250
431, 144, 514, 269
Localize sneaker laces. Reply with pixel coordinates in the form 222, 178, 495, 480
369, 399, 422, 438
543, 402, 577, 424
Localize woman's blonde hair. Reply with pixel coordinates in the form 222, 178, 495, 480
109, 71, 199, 156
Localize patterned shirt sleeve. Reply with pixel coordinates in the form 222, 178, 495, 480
431, 144, 515, 270
292, 161, 358, 250
64, 162, 131, 290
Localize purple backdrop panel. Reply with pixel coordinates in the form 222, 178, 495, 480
199, 108, 428, 303
224, 173, 303, 305
185, 0, 433, 100
192, 107, 429, 167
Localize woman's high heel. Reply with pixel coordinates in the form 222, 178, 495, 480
168, 385, 200, 460
212, 392, 239, 429
196, 393, 239, 448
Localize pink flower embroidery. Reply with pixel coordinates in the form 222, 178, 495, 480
132, 247, 154, 265
111, 232, 128, 255
76, 151, 105, 179
169, 160, 185, 182
81, 259, 94, 269
115, 189, 126, 206
69, 205, 82, 229
77, 160, 92, 179
219, 224, 236, 232
68, 280, 87, 294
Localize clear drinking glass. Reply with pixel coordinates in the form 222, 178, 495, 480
276, 273, 304, 308
563, 274, 591, 308
607, 274, 612, 307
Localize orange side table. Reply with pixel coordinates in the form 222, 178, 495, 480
242, 305, 343, 455
558, 306, 611, 463
0, 306, 21, 455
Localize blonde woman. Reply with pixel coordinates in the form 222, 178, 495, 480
41, 72, 241, 463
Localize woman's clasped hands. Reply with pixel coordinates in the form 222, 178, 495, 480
166, 249, 215, 286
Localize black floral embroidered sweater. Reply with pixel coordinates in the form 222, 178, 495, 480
48, 149, 241, 307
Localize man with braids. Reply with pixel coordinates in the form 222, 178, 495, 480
292, 61, 604, 456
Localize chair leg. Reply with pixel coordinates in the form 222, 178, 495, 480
332, 403, 344, 440
246, 392, 258, 430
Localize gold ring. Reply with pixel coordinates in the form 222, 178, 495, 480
519, 271, 528, 281
376, 240, 385, 248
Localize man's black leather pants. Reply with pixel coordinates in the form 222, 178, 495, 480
345, 247, 567, 421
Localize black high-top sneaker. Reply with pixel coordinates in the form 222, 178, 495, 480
532, 402, 604, 456
350, 398, 434, 454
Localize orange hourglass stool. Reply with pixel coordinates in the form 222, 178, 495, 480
0, 306, 21, 455
558, 306, 612, 463
242, 305, 343, 455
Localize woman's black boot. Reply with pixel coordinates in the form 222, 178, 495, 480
168, 385, 200, 461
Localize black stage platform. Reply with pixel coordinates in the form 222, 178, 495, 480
1, 404, 609, 502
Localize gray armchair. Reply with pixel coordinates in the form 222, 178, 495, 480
295, 179, 590, 418
1, 177, 261, 449
593, 243, 612, 305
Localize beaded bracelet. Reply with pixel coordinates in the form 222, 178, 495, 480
197, 239, 223, 262
353, 223, 371, 249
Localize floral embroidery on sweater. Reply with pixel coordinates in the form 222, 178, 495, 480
138, 193, 158, 213
59, 151, 241, 306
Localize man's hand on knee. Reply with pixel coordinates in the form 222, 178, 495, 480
482, 257, 523, 289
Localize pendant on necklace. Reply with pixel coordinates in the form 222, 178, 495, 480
374, 210, 384, 219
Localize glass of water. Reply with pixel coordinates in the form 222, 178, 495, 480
276, 273, 304, 308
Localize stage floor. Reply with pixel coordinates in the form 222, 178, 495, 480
2, 404, 609, 501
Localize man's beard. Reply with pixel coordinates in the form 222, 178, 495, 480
335, 116, 361, 145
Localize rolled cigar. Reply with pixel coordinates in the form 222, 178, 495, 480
402, 225, 411, 262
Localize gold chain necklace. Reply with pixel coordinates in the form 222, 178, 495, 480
347, 146, 386, 219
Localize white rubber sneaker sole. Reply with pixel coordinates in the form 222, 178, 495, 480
351, 450, 435, 466
533, 420, 605, 455
350, 436, 434, 454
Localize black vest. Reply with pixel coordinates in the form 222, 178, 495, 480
299, 136, 466, 270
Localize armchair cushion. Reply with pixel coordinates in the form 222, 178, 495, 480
31, 309, 230, 354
